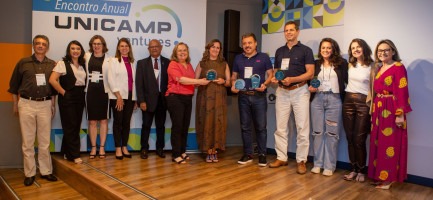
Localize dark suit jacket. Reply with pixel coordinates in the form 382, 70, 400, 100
136, 56, 170, 112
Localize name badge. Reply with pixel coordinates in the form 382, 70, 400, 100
36, 74, 46, 86
91, 71, 100, 83
281, 58, 290, 70
244, 67, 253, 79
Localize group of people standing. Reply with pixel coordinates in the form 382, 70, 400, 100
8, 34, 231, 185
231, 21, 410, 190
9, 20, 411, 190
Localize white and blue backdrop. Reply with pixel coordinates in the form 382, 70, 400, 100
32, 0, 207, 152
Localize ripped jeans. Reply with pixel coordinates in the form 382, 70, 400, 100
311, 92, 342, 171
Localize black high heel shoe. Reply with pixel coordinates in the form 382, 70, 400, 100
122, 152, 132, 158
89, 146, 97, 159
115, 155, 124, 160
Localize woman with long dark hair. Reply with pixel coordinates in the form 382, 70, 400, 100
308, 38, 348, 176
49, 40, 86, 164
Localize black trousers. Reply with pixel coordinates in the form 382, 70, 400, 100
342, 92, 371, 173
110, 92, 135, 147
140, 92, 167, 151
59, 86, 85, 160
166, 94, 192, 158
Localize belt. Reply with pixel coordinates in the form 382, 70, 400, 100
239, 91, 265, 96
20, 95, 52, 101
279, 81, 306, 90
376, 93, 394, 98
317, 91, 333, 94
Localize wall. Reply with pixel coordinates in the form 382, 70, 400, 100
0, 0, 32, 168
206, 0, 262, 147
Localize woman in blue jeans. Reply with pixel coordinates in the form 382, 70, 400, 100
308, 38, 348, 176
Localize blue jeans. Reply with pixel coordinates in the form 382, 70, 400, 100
238, 93, 267, 155
311, 92, 342, 171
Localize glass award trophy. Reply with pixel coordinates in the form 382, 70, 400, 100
206, 69, 217, 81
311, 76, 321, 88
251, 74, 261, 89
275, 70, 285, 81
234, 79, 246, 90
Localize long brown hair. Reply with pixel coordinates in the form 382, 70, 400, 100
348, 38, 373, 67
200, 39, 225, 63
115, 38, 135, 63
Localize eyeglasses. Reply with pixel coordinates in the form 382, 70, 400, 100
149, 46, 161, 49
92, 43, 102, 46
377, 48, 391, 54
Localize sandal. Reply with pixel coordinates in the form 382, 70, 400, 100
376, 182, 393, 190
99, 146, 106, 159
74, 158, 83, 164
89, 146, 97, 159
172, 157, 186, 164
356, 173, 365, 182
343, 171, 357, 181
181, 153, 190, 160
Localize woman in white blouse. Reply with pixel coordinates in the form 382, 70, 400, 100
342, 38, 375, 182
308, 38, 348, 176
107, 38, 137, 160
49, 40, 87, 164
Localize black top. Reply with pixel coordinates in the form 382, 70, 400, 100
8, 54, 57, 98
60, 61, 87, 91
309, 59, 348, 102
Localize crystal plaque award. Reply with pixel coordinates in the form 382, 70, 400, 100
206, 69, 217, 81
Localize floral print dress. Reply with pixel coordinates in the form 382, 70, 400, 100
368, 62, 412, 182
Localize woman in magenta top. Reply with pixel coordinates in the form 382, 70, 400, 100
107, 38, 136, 160
166, 42, 209, 164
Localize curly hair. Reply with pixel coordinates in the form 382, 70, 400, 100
317, 38, 344, 68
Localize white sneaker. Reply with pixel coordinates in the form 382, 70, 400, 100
322, 169, 334, 176
311, 167, 321, 174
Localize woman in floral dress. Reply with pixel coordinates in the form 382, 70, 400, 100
368, 39, 412, 189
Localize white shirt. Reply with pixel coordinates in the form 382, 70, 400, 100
53, 60, 86, 86
345, 62, 371, 95
317, 65, 339, 93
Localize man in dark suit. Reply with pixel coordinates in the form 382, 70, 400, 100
136, 39, 170, 159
